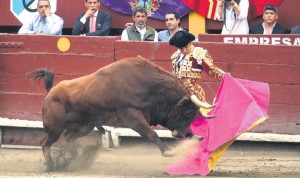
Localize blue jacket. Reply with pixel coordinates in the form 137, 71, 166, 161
72, 11, 112, 36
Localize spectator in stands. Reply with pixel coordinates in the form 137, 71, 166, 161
217, 0, 249, 34
290, 25, 300, 34
250, 4, 290, 34
18, 0, 63, 35
72, 0, 112, 36
125, 10, 182, 42
158, 10, 183, 41
121, 7, 158, 41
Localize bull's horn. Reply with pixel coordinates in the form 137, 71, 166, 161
190, 95, 216, 109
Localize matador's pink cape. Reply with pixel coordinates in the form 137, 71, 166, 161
166, 73, 270, 176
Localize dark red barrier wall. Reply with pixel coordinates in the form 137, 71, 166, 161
0, 34, 117, 120
0, 34, 299, 136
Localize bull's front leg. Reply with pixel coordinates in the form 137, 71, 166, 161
118, 108, 176, 157
136, 126, 176, 157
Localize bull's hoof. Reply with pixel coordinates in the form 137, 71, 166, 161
162, 150, 176, 157
44, 159, 54, 172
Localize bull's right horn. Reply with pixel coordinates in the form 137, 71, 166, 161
190, 94, 216, 109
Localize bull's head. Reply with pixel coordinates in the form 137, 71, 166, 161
167, 95, 216, 139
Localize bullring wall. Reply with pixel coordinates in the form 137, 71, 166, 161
0, 34, 299, 146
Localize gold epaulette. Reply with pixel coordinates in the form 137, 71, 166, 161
192, 47, 207, 60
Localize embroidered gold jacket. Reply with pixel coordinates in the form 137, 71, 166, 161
171, 46, 224, 80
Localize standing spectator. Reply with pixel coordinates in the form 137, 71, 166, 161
158, 10, 183, 41
290, 25, 300, 34
250, 4, 290, 34
121, 7, 158, 41
18, 0, 63, 35
72, 0, 112, 36
217, 0, 249, 34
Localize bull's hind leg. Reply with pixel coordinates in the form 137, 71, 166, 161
64, 123, 95, 142
43, 123, 95, 171
62, 124, 99, 170
63, 123, 96, 157
118, 108, 174, 157
41, 128, 64, 172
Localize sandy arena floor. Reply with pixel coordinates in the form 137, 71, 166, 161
0, 137, 299, 177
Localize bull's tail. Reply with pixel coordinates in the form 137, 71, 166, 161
28, 69, 54, 93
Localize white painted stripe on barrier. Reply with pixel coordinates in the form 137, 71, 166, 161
1, 144, 41, 149
0, 117, 43, 128
237, 133, 300, 143
1, 117, 299, 143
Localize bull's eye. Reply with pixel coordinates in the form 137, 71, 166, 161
184, 110, 192, 116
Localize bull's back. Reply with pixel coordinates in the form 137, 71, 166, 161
43, 57, 185, 115
92, 57, 186, 107
96, 57, 175, 84
43, 74, 95, 113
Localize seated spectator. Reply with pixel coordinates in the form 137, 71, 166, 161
158, 10, 183, 41
290, 25, 300, 34
18, 0, 63, 35
72, 0, 112, 36
121, 7, 158, 41
124, 10, 182, 42
217, 0, 250, 34
250, 4, 290, 34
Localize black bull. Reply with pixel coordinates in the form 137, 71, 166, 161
29, 57, 214, 171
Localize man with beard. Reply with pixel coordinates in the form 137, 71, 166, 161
121, 7, 158, 41
18, 0, 63, 35
72, 0, 112, 36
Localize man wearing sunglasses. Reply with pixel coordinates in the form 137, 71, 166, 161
18, 0, 63, 35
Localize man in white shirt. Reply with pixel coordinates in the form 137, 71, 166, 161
18, 0, 63, 35
121, 7, 158, 41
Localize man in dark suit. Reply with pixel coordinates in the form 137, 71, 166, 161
291, 25, 300, 34
250, 4, 290, 34
72, 0, 112, 36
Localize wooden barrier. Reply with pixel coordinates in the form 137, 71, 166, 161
0, 34, 299, 147
0, 34, 118, 147
0, 34, 118, 120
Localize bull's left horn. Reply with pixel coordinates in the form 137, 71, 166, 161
190, 95, 216, 109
